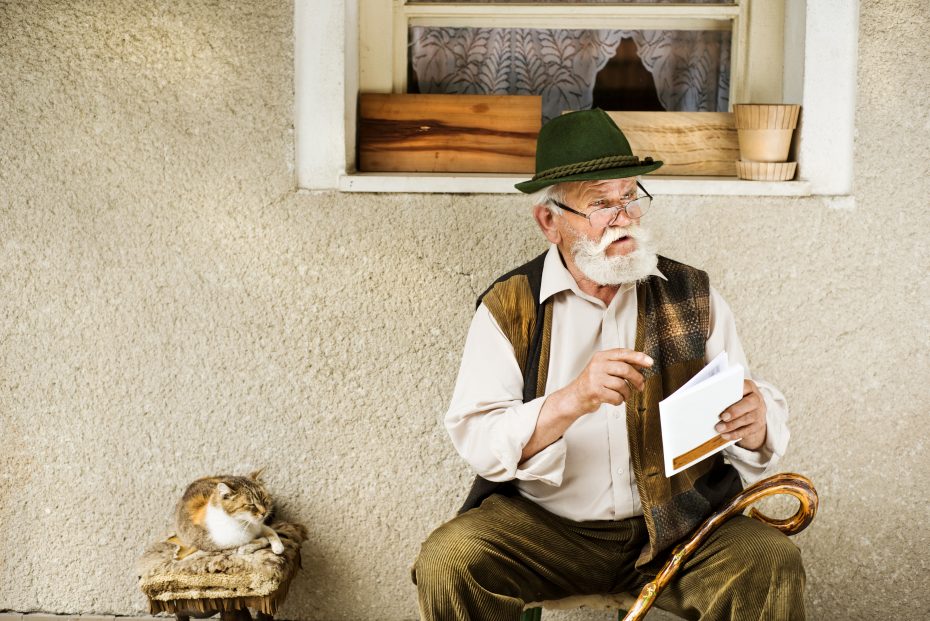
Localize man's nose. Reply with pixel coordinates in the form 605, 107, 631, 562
608, 207, 635, 228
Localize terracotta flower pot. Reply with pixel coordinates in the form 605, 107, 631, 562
735, 160, 798, 181
733, 104, 800, 163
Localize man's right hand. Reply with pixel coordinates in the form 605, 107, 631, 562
565, 349, 654, 416
520, 349, 654, 463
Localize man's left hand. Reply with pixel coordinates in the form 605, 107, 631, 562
715, 379, 767, 451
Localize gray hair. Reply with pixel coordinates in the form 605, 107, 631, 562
528, 184, 567, 216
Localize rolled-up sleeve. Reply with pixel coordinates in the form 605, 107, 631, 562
445, 304, 566, 486
706, 287, 790, 484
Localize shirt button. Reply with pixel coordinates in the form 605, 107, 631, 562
617, 467, 624, 475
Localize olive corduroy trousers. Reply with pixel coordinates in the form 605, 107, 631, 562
412, 494, 805, 621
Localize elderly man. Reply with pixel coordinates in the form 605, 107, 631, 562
413, 109, 804, 620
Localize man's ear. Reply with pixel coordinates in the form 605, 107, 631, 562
533, 204, 562, 245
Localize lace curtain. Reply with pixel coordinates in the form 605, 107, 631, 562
409, 27, 730, 122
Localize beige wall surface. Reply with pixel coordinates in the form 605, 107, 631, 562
1, 1, 928, 619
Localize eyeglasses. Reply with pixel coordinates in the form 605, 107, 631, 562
549, 182, 654, 229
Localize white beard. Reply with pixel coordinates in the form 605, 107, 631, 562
570, 223, 659, 286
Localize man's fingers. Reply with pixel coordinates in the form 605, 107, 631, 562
720, 418, 761, 442
717, 382, 767, 449
601, 361, 646, 390
716, 409, 761, 435
720, 390, 764, 420
597, 386, 625, 406
579, 350, 652, 409
602, 349, 654, 369
601, 376, 633, 402
721, 397, 756, 420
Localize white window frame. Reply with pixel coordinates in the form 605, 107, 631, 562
295, 0, 858, 197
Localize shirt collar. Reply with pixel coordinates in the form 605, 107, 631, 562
539, 243, 666, 304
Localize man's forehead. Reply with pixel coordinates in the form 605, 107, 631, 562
564, 178, 637, 202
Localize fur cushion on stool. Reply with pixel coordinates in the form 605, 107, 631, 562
136, 521, 307, 615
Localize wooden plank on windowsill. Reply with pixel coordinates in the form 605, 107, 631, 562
605, 111, 740, 177
358, 93, 541, 174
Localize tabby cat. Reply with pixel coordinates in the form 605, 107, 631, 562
168, 469, 284, 561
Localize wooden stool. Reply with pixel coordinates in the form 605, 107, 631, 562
136, 521, 307, 621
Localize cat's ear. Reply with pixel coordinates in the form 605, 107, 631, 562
248, 467, 266, 482
216, 482, 233, 499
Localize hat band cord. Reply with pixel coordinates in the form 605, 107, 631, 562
533, 154, 649, 182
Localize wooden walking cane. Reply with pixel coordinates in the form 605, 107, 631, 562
620, 472, 819, 621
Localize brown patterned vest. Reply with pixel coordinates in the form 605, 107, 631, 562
458, 251, 743, 570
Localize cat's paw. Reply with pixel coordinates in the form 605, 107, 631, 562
237, 537, 268, 554
271, 540, 285, 555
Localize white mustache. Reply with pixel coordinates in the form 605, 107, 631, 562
570, 222, 657, 286
595, 226, 638, 253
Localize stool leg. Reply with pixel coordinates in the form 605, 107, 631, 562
521, 608, 542, 621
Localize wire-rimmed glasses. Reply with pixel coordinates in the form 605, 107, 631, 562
549, 182, 653, 229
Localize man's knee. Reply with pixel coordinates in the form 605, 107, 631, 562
413, 514, 532, 620
768, 535, 804, 577
726, 519, 805, 587
413, 519, 497, 589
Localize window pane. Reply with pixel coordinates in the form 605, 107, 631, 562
408, 27, 730, 121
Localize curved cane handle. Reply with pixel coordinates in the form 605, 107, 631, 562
620, 473, 819, 621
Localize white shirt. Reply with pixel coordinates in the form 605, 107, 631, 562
445, 245, 790, 522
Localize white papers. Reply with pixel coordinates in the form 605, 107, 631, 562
659, 352, 745, 477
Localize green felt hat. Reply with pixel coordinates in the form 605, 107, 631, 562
515, 108, 663, 194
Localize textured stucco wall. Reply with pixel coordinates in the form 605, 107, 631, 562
1, 1, 928, 620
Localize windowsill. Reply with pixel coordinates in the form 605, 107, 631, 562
297, 2, 857, 195
338, 173, 812, 196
